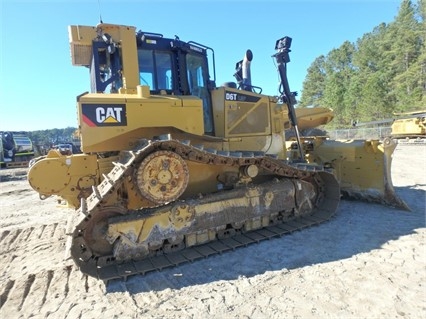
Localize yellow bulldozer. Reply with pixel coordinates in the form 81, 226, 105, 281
391, 110, 426, 143
27, 23, 408, 281
353, 109, 425, 143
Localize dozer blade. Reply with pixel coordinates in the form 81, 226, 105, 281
306, 137, 410, 211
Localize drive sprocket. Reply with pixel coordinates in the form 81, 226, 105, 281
135, 150, 189, 204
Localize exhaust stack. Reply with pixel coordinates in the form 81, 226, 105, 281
234, 49, 253, 91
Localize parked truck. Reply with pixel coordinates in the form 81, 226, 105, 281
0, 131, 35, 168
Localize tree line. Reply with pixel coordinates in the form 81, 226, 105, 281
297, 0, 425, 128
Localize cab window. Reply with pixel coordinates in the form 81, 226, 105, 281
138, 50, 173, 91
186, 53, 213, 133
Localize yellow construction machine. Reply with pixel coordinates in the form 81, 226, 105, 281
28, 23, 408, 281
391, 110, 426, 143
353, 109, 425, 143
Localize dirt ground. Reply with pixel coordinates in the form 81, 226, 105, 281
0, 143, 425, 319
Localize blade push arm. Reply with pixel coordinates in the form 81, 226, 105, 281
273, 37, 304, 161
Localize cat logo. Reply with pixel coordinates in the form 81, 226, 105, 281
96, 107, 123, 123
81, 104, 127, 127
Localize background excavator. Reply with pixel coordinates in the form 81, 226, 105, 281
27, 23, 408, 281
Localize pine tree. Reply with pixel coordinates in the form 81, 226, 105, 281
299, 0, 425, 127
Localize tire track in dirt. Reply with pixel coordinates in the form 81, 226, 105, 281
0, 229, 23, 254
18, 274, 36, 311
0, 230, 10, 242
0, 222, 73, 317
0, 188, 32, 197
0, 280, 15, 310
0, 178, 85, 318
1, 228, 33, 254
36, 267, 73, 317
0, 223, 68, 281
0, 266, 100, 318
40, 266, 99, 318
17, 271, 53, 316
0, 223, 64, 255
41, 270, 54, 307
1, 274, 33, 313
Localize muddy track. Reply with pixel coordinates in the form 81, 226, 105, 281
94, 212, 336, 282
69, 137, 340, 281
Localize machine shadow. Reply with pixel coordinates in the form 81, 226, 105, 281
106, 185, 425, 294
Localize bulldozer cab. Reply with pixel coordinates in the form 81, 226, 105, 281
136, 33, 215, 134
86, 26, 216, 134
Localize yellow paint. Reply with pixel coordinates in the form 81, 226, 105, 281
28, 152, 98, 208
78, 95, 204, 153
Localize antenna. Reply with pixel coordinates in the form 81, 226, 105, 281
97, 0, 103, 23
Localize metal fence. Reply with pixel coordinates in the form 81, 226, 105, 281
327, 127, 392, 140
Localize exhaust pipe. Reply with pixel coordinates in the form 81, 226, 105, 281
234, 49, 253, 91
